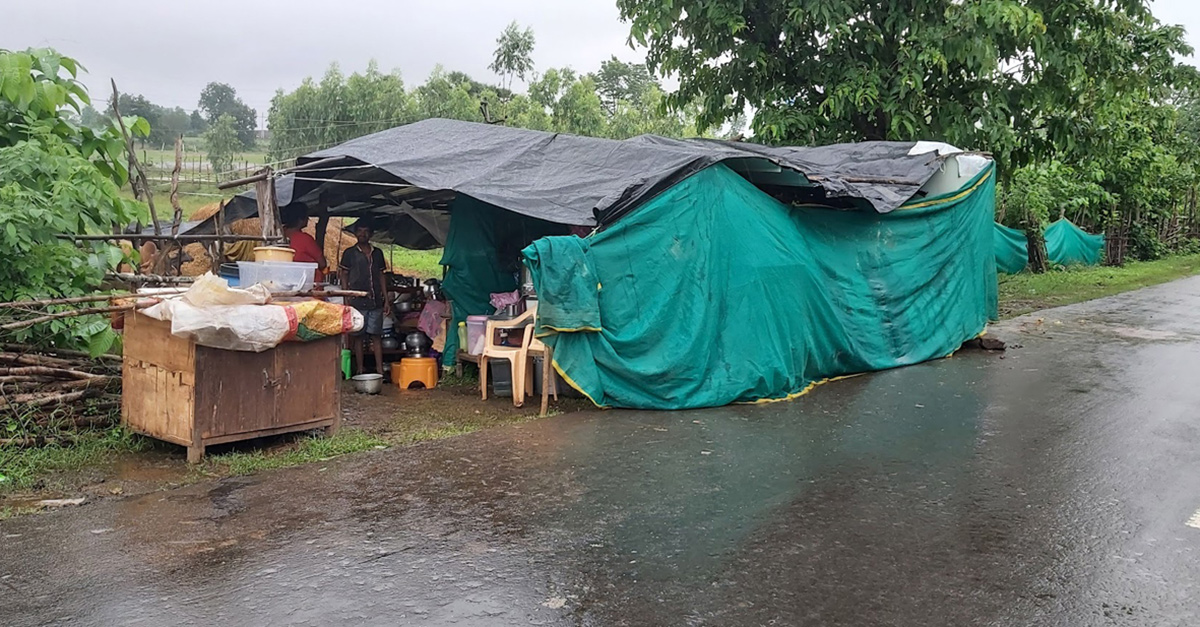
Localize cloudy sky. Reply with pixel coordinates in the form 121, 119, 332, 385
2, 0, 1197, 126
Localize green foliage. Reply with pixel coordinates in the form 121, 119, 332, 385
197, 82, 256, 148
0, 48, 146, 350
0, 426, 146, 493
203, 113, 240, 181
268, 61, 415, 161
489, 21, 536, 91
591, 56, 658, 114
415, 65, 485, 123
617, 0, 1192, 170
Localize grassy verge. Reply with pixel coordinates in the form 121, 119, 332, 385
204, 429, 388, 476
0, 428, 148, 493
998, 254, 1200, 318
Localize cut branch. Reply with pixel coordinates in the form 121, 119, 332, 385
111, 79, 160, 236
170, 135, 184, 237
0, 366, 105, 380
0, 304, 142, 332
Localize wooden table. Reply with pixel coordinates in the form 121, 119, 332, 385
122, 312, 341, 463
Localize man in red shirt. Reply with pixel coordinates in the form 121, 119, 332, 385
281, 204, 327, 281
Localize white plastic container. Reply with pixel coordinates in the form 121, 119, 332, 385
466, 315, 489, 355
236, 261, 317, 292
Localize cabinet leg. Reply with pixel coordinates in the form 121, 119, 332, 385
187, 444, 205, 464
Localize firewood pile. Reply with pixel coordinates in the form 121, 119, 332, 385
0, 344, 121, 444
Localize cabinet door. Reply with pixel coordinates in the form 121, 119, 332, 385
193, 347, 278, 439
273, 338, 340, 426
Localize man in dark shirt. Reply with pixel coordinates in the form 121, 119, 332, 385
339, 221, 390, 374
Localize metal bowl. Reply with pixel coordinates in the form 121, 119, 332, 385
351, 373, 384, 394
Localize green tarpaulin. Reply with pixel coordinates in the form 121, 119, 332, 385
439, 195, 566, 366
993, 222, 1029, 274
990, 219, 1104, 273
1045, 218, 1104, 266
523, 163, 999, 410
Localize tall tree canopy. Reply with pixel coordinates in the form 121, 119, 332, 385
489, 21, 536, 90
267, 62, 415, 161
197, 82, 256, 148
617, 0, 1194, 169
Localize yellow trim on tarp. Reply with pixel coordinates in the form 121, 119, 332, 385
737, 373, 865, 405
897, 167, 994, 211
551, 358, 607, 409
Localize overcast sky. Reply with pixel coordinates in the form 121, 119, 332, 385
3, 0, 1198, 126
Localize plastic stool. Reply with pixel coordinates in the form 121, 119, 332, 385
394, 357, 438, 389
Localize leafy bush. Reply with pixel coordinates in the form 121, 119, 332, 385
0, 48, 147, 350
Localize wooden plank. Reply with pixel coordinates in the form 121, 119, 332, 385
120, 362, 193, 445
202, 418, 334, 446
124, 312, 194, 374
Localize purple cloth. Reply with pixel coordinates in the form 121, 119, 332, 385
418, 300, 448, 339
489, 290, 521, 312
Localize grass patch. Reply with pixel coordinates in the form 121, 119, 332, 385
205, 429, 387, 476
998, 254, 1200, 318
382, 245, 443, 278
0, 428, 148, 493
393, 424, 482, 445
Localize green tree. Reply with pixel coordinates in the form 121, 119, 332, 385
0, 48, 146, 350
204, 114, 239, 181
267, 61, 414, 161
198, 82, 256, 148
189, 109, 207, 134
415, 66, 484, 122
488, 21, 536, 91
590, 56, 658, 114
616, 0, 1192, 170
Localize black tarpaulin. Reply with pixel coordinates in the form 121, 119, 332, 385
190, 118, 949, 234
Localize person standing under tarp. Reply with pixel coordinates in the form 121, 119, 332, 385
339, 220, 390, 374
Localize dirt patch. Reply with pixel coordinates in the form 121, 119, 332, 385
343, 377, 592, 441
2, 376, 592, 515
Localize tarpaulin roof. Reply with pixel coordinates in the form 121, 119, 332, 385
193, 118, 954, 232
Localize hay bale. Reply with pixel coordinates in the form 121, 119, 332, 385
177, 213, 362, 276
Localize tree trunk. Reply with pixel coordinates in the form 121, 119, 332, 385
1026, 227, 1048, 273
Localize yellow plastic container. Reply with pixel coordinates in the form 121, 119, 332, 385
253, 246, 295, 262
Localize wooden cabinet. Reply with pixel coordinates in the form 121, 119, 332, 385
122, 312, 341, 462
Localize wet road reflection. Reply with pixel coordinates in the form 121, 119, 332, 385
4, 278, 1200, 625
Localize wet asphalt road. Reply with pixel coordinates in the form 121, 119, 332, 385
5, 278, 1200, 626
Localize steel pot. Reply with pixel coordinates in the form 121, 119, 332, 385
404, 331, 432, 356
351, 373, 383, 394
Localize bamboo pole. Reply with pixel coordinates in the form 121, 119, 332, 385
59, 234, 277, 242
